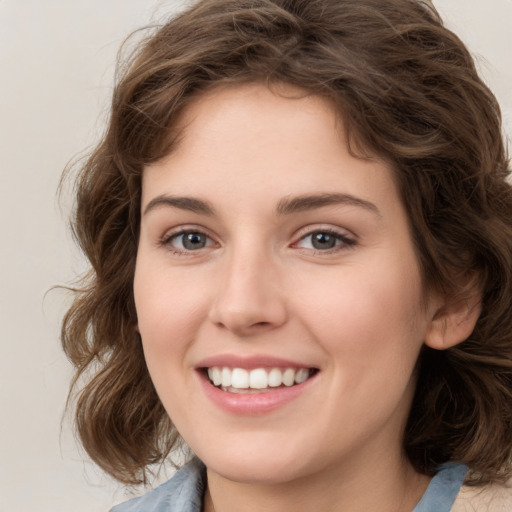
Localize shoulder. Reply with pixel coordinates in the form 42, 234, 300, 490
452, 480, 512, 512
110, 458, 206, 512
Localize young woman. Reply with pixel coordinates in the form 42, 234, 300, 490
62, 0, 512, 510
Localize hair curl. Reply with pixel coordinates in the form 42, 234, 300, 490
62, 0, 512, 485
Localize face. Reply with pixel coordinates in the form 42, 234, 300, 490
134, 83, 437, 485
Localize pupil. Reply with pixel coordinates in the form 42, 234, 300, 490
312, 232, 336, 250
183, 233, 206, 250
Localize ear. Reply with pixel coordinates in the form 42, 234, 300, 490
424, 278, 482, 350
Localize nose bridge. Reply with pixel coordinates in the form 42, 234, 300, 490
209, 237, 287, 334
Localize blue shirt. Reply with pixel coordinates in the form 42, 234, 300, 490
111, 459, 468, 512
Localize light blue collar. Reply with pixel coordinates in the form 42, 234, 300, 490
112, 459, 467, 511
413, 463, 468, 511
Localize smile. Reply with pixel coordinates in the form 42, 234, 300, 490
206, 367, 316, 393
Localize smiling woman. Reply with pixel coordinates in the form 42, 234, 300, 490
62, 0, 512, 511
134, 84, 441, 503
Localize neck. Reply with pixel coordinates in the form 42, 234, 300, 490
203, 452, 430, 512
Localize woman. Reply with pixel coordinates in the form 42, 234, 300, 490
62, 0, 512, 510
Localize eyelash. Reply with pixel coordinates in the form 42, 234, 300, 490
159, 227, 356, 255
293, 229, 356, 254
159, 228, 215, 255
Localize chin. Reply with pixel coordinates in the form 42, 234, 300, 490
195, 437, 317, 485
208, 458, 307, 485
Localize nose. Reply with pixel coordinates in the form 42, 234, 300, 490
208, 248, 288, 337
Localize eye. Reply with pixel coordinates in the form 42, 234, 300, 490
295, 230, 355, 252
163, 230, 215, 252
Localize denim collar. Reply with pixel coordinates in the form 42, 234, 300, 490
112, 458, 467, 512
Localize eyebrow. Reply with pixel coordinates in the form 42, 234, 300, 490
143, 195, 215, 216
275, 193, 381, 217
143, 192, 381, 217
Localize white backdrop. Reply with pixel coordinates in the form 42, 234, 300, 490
0, 1, 510, 511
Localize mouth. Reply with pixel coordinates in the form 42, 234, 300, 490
204, 366, 318, 394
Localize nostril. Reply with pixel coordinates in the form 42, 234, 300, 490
208, 292, 288, 334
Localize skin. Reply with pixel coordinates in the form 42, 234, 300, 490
134, 83, 479, 512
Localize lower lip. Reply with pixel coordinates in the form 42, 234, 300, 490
198, 372, 316, 415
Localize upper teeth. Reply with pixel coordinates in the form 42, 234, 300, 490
207, 367, 310, 389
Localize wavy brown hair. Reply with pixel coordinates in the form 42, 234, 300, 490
62, 0, 512, 485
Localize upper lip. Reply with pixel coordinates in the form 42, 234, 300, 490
196, 354, 317, 370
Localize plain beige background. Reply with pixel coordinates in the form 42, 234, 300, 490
0, 1, 510, 511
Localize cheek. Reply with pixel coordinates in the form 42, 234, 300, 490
133, 260, 208, 364
133, 261, 212, 423
293, 255, 426, 364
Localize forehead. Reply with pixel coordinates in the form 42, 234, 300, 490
175, 82, 341, 152
141, 83, 402, 220
148, 83, 380, 175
